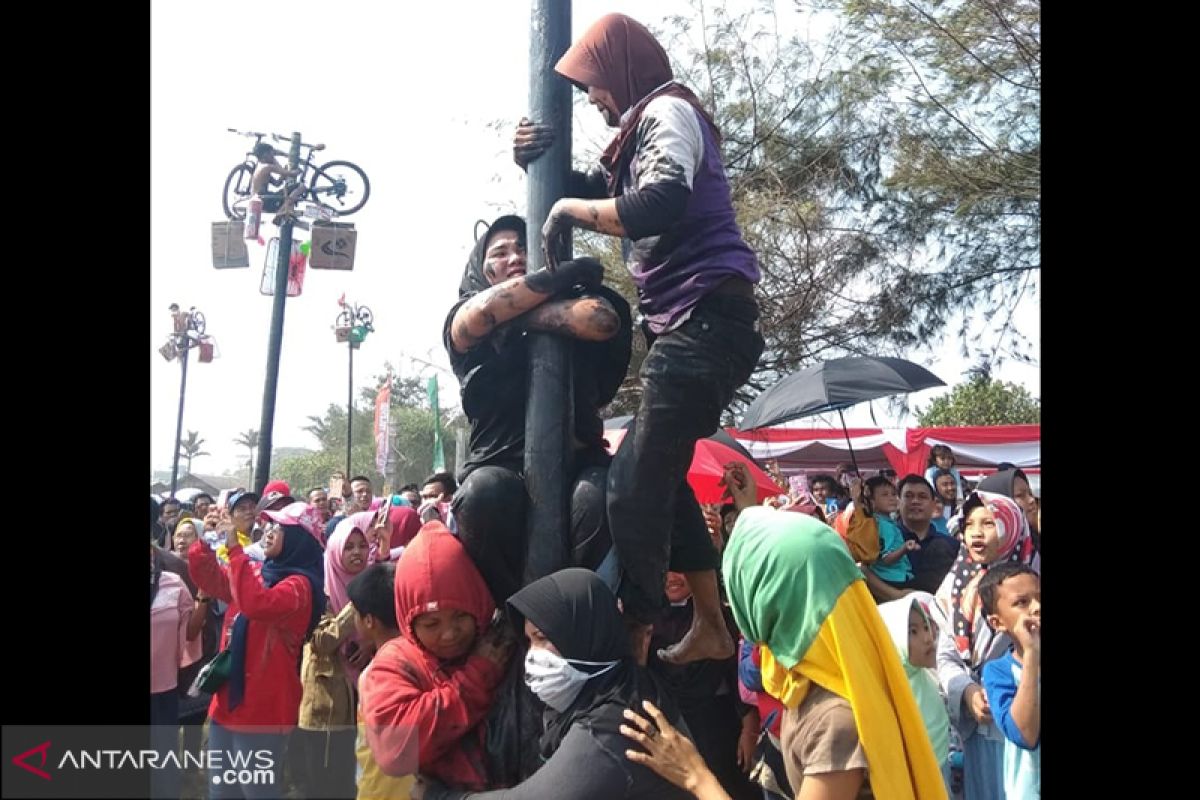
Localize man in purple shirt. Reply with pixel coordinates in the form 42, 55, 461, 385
515, 13, 764, 664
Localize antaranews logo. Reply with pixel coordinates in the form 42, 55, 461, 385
7, 736, 276, 792
12, 740, 52, 780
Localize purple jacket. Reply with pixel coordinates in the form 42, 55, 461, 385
619, 103, 759, 333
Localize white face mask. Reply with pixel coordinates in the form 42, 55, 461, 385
523, 648, 619, 712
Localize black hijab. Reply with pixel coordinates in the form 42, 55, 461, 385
458, 215, 526, 299
977, 467, 1029, 497
508, 568, 682, 758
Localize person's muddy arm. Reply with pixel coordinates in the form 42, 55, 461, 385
450, 259, 604, 353
520, 295, 621, 342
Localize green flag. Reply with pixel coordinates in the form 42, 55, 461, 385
429, 375, 445, 471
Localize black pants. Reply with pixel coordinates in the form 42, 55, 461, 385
289, 728, 356, 800
454, 462, 612, 604
607, 293, 764, 622
682, 697, 761, 800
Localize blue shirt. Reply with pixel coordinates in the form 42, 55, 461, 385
982, 651, 1040, 798
869, 514, 913, 584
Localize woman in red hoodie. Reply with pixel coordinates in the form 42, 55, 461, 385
188, 498, 326, 798
361, 521, 514, 790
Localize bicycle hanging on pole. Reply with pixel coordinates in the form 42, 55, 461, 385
221, 129, 371, 221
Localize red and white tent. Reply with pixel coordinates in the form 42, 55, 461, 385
727, 424, 1040, 478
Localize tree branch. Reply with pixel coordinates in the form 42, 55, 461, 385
903, 0, 1038, 92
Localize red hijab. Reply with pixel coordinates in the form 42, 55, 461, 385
555, 13, 719, 193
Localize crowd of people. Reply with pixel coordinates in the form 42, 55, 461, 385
152, 12, 1040, 800
151, 458, 1041, 800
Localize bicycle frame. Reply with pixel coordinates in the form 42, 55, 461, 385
224, 129, 367, 219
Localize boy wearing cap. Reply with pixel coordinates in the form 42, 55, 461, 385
213, 489, 261, 566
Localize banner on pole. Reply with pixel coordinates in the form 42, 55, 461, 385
374, 377, 391, 476
429, 376, 445, 471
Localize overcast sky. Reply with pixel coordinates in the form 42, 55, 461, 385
150, 0, 1039, 479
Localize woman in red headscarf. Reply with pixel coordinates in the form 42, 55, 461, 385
513, 12, 765, 668
361, 522, 514, 790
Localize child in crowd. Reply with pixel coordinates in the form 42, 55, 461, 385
925, 445, 965, 500
737, 639, 792, 800
359, 522, 513, 791
864, 476, 916, 588
879, 593, 953, 791
347, 562, 414, 800
931, 497, 951, 536
980, 563, 1041, 799
933, 491, 1037, 800
835, 478, 881, 564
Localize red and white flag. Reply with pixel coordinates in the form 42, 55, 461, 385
374, 376, 391, 475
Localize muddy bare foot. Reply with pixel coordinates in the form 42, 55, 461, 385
658, 616, 734, 665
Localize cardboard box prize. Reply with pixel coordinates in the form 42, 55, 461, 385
212, 220, 250, 269
310, 221, 357, 270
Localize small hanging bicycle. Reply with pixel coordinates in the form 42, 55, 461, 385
222, 129, 371, 220
336, 297, 374, 332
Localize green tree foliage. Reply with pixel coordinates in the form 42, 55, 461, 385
916, 373, 1040, 426
270, 364, 466, 494
570, 1, 1037, 419
813, 0, 1040, 361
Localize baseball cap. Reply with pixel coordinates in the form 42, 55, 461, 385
227, 489, 260, 511
256, 489, 295, 515
261, 501, 324, 541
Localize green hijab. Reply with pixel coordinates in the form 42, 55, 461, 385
722, 507, 862, 669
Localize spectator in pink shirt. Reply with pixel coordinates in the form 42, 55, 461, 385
151, 540, 202, 798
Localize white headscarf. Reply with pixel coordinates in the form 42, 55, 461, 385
877, 593, 950, 765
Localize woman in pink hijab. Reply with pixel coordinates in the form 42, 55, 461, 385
293, 513, 372, 799
387, 501, 422, 550
350, 502, 422, 564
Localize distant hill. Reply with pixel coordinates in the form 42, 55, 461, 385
151, 447, 315, 489
273, 447, 314, 460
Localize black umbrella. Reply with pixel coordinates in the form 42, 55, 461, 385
736, 356, 945, 473
603, 415, 763, 469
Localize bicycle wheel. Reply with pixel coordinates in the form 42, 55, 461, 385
308, 160, 370, 216
356, 307, 374, 328
335, 309, 354, 329
222, 164, 254, 220
190, 312, 207, 335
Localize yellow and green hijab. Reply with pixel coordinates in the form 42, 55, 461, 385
723, 507, 947, 800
